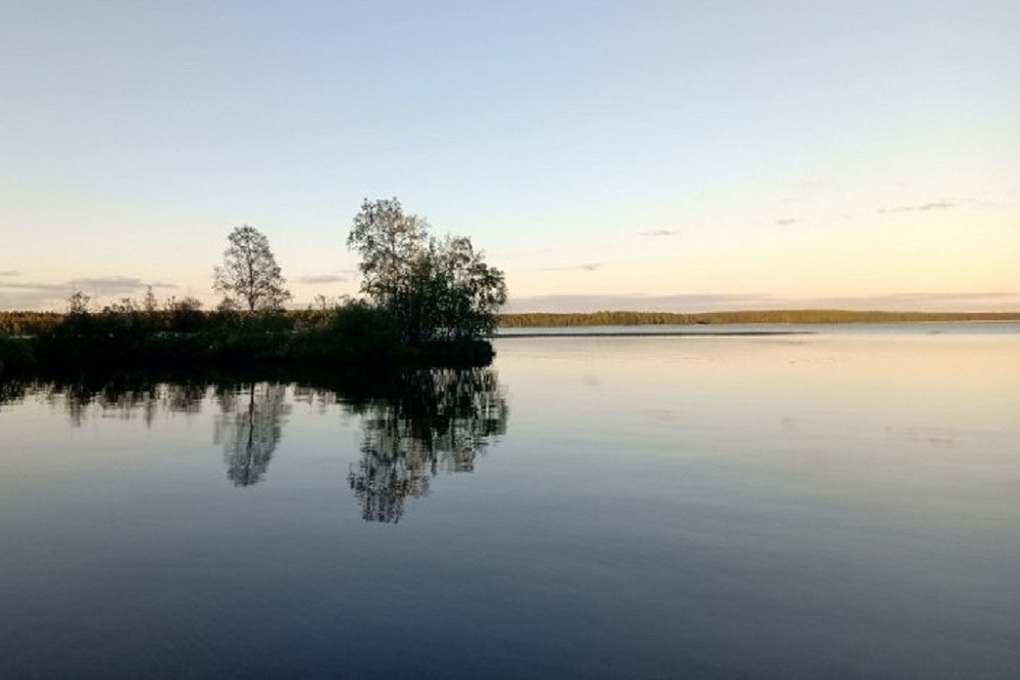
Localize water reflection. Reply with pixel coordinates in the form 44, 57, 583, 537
66, 380, 206, 427
0, 377, 29, 407
215, 383, 290, 487
347, 368, 508, 523
0, 368, 507, 519
0, 375, 210, 427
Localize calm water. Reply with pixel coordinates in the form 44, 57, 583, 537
1, 325, 1019, 678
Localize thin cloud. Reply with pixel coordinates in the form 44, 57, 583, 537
792, 292, 1020, 313
507, 291, 1020, 314
812, 292, 1017, 305
541, 263, 602, 272
879, 200, 955, 214
0, 270, 18, 276
0, 276, 176, 310
918, 201, 955, 211
638, 230, 677, 237
296, 274, 348, 284
509, 293, 775, 313
72, 276, 176, 296
0, 281, 80, 310
0, 281, 68, 293
774, 218, 799, 226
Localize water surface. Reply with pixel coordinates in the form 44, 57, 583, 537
1, 327, 1018, 678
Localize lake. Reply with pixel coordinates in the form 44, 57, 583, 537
1, 324, 1018, 678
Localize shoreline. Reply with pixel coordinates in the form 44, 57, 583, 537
495, 330, 811, 338
496, 311, 1020, 329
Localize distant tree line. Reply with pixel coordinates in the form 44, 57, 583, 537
497, 309, 1020, 328
0, 311, 62, 336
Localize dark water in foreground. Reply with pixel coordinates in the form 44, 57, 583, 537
1, 325, 1019, 678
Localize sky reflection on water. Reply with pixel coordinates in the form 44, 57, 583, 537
0, 330, 1018, 678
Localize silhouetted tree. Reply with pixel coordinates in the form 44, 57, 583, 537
142, 286, 159, 314
67, 289, 91, 316
164, 295, 204, 332
213, 225, 291, 312
347, 198, 507, 344
416, 235, 507, 340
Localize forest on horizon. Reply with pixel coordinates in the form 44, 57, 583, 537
496, 309, 1020, 327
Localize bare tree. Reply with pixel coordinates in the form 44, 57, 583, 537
213, 225, 291, 312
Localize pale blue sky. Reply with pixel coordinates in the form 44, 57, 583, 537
2, 1, 1018, 311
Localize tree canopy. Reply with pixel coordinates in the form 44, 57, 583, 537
213, 225, 291, 312
347, 198, 507, 344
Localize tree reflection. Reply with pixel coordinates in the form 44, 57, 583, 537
215, 383, 290, 487
10, 376, 210, 428
347, 368, 507, 523
1, 367, 508, 510
0, 378, 28, 409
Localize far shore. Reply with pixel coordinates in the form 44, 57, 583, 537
497, 329, 810, 338
496, 309, 1020, 328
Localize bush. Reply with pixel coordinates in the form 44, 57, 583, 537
0, 336, 37, 375
292, 301, 403, 363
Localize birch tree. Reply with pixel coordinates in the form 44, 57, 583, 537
213, 225, 291, 312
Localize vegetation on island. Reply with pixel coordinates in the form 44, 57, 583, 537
348, 198, 507, 344
0, 198, 505, 377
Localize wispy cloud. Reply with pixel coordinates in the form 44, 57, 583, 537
0, 281, 68, 294
296, 274, 348, 284
638, 229, 677, 237
809, 292, 1019, 308
879, 200, 955, 214
774, 218, 799, 226
508, 293, 775, 313
0, 270, 18, 277
918, 201, 956, 211
507, 291, 1020, 313
541, 263, 602, 272
73, 277, 177, 296
0, 276, 176, 310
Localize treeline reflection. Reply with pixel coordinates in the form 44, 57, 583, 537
0, 369, 507, 521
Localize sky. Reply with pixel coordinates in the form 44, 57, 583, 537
1, 0, 1018, 312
